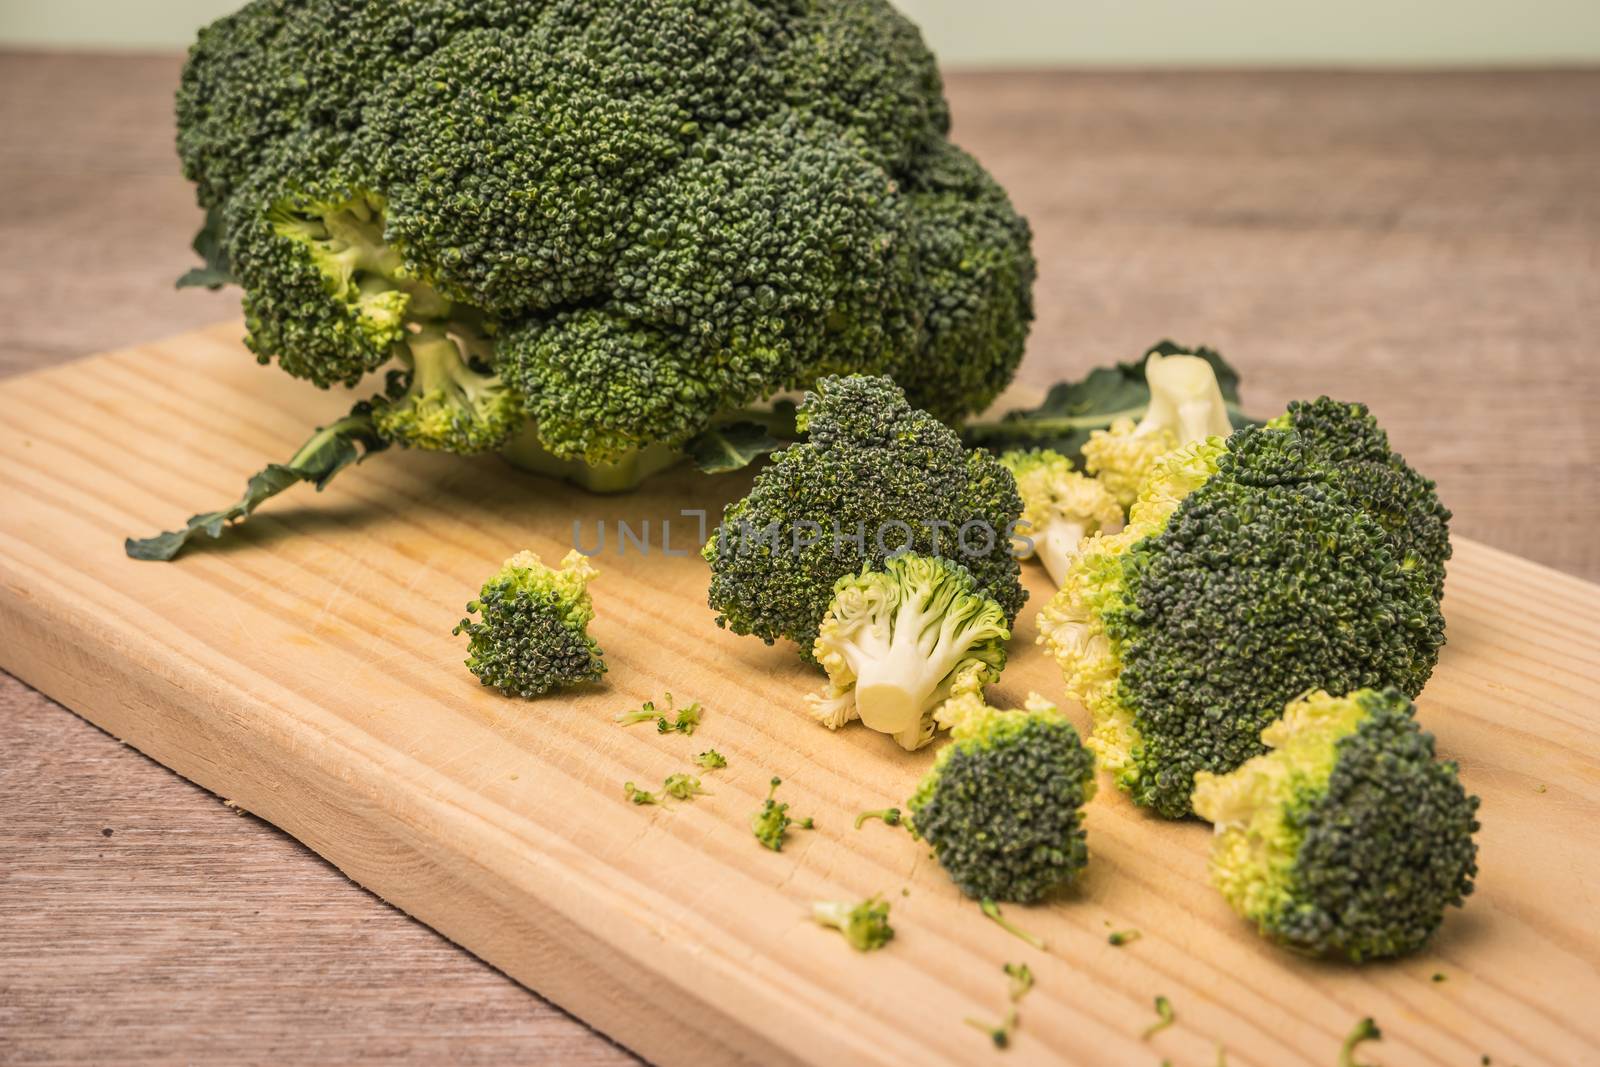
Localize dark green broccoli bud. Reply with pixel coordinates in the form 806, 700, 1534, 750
809, 555, 1011, 751
908, 694, 1096, 904
1272, 397, 1453, 598
1337, 1017, 1382, 1067
454, 550, 605, 697
1141, 995, 1176, 1040
1041, 423, 1448, 818
854, 808, 902, 830
1193, 689, 1479, 961
705, 375, 1026, 662
752, 777, 813, 851
811, 895, 895, 951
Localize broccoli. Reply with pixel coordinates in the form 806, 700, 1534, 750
1039, 419, 1448, 818
139, 0, 1035, 558
1003, 962, 1034, 1002
623, 782, 661, 806
454, 550, 604, 697
706, 375, 1026, 661
1107, 928, 1141, 947
807, 554, 1011, 751
1338, 1018, 1383, 1067
978, 899, 1047, 951
1080, 351, 1234, 509
907, 693, 1096, 903
811, 895, 895, 951
656, 699, 703, 736
1141, 995, 1176, 1040
965, 1010, 1018, 1050
854, 808, 902, 830
752, 777, 813, 851
1000, 449, 1124, 586
661, 773, 710, 801
693, 750, 728, 771
1191, 689, 1479, 961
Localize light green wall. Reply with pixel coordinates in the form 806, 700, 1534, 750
2, 0, 1597, 64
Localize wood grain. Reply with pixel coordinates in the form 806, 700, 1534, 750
2, 324, 1599, 1067
1, 51, 1598, 1066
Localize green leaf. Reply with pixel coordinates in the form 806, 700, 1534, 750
683, 419, 786, 474
125, 406, 389, 561
962, 340, 1253, 463
175, 205, 233, 291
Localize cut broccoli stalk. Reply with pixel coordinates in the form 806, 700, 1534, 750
498, 430, 686, 494
1001, 449, 1123, 586
808, 555, 1011, 751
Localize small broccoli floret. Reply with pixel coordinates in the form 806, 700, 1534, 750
752, 777, 813, 851
978, 899, 1047, 950
1192, 689, 1479, 961
811, 895, 895, 951
1001, 449, 1124, 586
908, 693, 1096, 903
454, 550, 605, 697
807, 554, 1010, 751
854, 808, 902, 830
1338, 1018, 1383, 1067
1107, 929, 1141, 947
706, 375, 1025, 662
1141, 995, 1176, 1040
1003, 962, 1034, 1002
1080, 351, 1233, 509
694, 750, 728, 770
1040, 421, 1448, 818
662, 773, 710, 800
624, 782, 661, 806
371, 324, 523, 454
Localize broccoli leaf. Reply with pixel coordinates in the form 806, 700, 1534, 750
175, 205, 234, 291
683, 421, 784, 474
125, 406, 388, 561
962, 341, 1253, 463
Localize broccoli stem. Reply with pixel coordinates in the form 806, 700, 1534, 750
405, 325, 500, 406
1035, 518, 1090, 589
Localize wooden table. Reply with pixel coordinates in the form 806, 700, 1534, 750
1, 52, 1595, 1065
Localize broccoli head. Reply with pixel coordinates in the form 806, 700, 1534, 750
1040, 423, 1447, 818
705, 375, 1026, 661
176, 0, 1035, 468
1001, 449, 1124, 586
1192, 689, 1479, 960
907, 693, 1097, 903
454, 549, 605, 697
808, 554, 1011, 751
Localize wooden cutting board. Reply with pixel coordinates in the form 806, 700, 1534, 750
1, 323, 1596, 1067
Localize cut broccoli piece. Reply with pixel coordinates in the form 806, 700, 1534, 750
1338, 1018, 1382, 1067
807, 554, 1011, 751
908, 693, 1096, 903
752, 777, 813, 851
1003, 962, 1034, 1002
454, 550, 605, 697
811, 895, 895, 951
978, 899, 1046, 950
1141, 995, 1176, 1040
693, 750, 728, 771
706, 375, 1025, 662
1080, 350, 1234, 510
1001, 449, 1124, 586
1192, 689, 1479, 961
624, 782, 661, 806
1039, 419, 1448, 818
662, 773, 710, 800
854, 808, 902, 830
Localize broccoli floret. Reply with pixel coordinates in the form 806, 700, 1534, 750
1001, 449, 1124, 586
854, 808, 902, 830
153, 0, 1036, 557
811, 895, 895, 951
1338, 1018, 1383, 1067
1003, 962, 1034, 1002
1141, 995, 1176, 1040
694, 750, 728, 771
454, 550, 605, 697
1039, 422, 1448, 818
661, 773, 710, 801
1080, 351, 1234, 509
706, 375, 1025, 662
807, 555, 1011, 751
907, 693, 1096, 903
1192, 689, 1479, 961
752, 777, 813, 851
965, 1010, 1018, 1050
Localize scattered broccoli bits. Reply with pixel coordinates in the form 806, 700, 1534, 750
908, 694, 1095, 903
1040, 414, 1449, 818
809, 554, 1011, 751
1192, 689, 1479, 961
1000, 449, 1124, 586
454, 550, 604, 697
1141, 995, 1176, 1040
1003, 962, 1034, 1002
1107, 929, 1141, 947
965, 1010, 1018, 1050
752, 778, 813, 851
705, 374, 1026, 661
662, 774, 710, 800
1338, 1017, 1382, 1067
812, 895, 895, 951
624, 782, 660, 806
693, 750, 728, 771
854, 808, 902, 830
978, 900, 1047, 952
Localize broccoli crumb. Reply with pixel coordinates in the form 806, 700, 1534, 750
964, 1010, 1017, 1050
1534, 783, 1548, 794
812, 895, 894, 951
1431, 972, 1447, 983
1004, 962, 1034, 1002
693, 750, 728, 770
854, 808, 902, 830
1338, 1017, 1382, 1067
623, 782, 660, 806
1142, 996, 1175, 1040
657, 697, 703, 735
662, 774, 710, 801
1108, 929, 1141, 947
752, 777, 812, 851
980, 899, 1047, 952
614, 702, 660, 727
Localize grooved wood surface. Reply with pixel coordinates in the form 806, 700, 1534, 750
1, 51, 1598, 1067
3, 324, 1600, 1067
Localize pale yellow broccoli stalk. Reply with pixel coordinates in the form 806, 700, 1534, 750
1001, 449, 1125, 586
